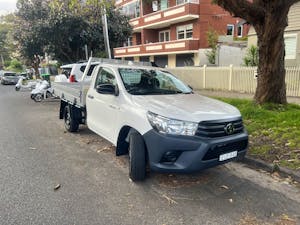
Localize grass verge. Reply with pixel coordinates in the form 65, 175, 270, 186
218, 98, 300, 170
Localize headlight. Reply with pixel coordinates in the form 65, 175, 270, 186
147, 111, 198, 136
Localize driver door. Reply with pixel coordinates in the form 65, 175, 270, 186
86, 67, 119, 142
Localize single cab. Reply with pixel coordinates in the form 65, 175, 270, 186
53, 58, 248, 181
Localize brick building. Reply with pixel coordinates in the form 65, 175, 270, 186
113, 0, 249, 67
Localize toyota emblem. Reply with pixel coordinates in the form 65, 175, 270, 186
224, 123, 235, 135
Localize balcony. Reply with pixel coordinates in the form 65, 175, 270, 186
130, 2, 199, 32
114, 39, 199, 58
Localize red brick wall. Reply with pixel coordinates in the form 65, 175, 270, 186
117, 0, 250, 52
143, 29, 159, 43
198, 0, 243, 48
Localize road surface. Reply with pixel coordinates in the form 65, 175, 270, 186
0, 85, 299, 225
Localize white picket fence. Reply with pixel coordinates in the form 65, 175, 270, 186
168, 66, 300, 97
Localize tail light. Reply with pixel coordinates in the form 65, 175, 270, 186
69, 74, 76, 82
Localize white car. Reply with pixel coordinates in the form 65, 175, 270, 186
60, 62, 100, 82
53, 58, 248, 181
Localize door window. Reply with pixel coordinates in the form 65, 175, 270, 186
94, 67, 116, 88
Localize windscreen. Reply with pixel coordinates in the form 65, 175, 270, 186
118, 68, 192, 95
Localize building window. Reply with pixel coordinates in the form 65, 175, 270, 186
176, 54, 194, 67
285, 34, 297, 59
154, 55, 168, 68
120, 0, 140, 19
227, 24, 234, 36
128, 36, 133, 46
237, 25, 243, 37
159, 30, 170, 42
176, 0, 194, 5
177, 24, 193, 40
160, 0, 168, 10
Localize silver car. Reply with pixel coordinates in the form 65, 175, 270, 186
1, 71, 19, 85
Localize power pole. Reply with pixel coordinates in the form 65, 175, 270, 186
102, 9, 111, 59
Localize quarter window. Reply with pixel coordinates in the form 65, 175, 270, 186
177, 24, 193, 40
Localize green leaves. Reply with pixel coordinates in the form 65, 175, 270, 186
14, 0, 132, 64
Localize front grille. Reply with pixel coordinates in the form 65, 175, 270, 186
202, 139, 248, 161
196, 118, 244, 138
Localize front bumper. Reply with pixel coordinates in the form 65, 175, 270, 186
143, 129, 248, 173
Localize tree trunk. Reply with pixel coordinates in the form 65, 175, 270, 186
254, 3, 289, 104
32, 55, 41, 79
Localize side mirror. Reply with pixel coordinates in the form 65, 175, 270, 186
96, 84, 119, 96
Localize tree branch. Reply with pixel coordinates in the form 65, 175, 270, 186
286, 0, 300, 7
214, 0, 264, 25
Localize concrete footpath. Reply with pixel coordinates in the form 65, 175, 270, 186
199, 89, 300, 182
198, 89, 300, 105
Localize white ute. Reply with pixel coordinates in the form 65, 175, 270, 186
53, 58, 248, 181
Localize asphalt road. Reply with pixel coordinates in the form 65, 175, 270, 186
0, 84, 300, 225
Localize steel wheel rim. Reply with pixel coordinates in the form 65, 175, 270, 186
65, 110, 71, 129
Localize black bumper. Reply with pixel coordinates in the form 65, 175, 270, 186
143, 130, 248, 173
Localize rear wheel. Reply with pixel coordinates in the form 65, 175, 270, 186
64, 105, 79, 132
46, 91, 52, 99
129, 132, 147, 181
15, 86, 20, 91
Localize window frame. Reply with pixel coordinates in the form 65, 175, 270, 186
176, 24, 193, 40
94, 67, 117, 89
227, 24, 234, 36
237, 25, 243, 37
176, 0, 191, 5
284, 33, 298, 60
159, 30, 170, 42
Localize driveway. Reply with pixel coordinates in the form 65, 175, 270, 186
0, 85, 299, 225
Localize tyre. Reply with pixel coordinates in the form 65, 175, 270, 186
46, 91, 52, 99
30, 94, 35, 99
34, 93, 43, 102
64, 105, 79, 132
15, 86, 20, 91
129, 132, 147, 181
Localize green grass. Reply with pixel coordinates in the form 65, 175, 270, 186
217, 98, 300, 170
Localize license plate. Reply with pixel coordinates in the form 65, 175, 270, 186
219, 151, 238, 161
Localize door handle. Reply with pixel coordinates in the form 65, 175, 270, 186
88, 95, 94, 99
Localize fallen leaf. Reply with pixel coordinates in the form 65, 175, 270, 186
162, 194, 178, 205
220, 185, 229, 190
54, 184, 61, 191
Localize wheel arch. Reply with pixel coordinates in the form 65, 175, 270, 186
116, 126, 147, 157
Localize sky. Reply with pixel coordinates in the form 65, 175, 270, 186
0, 0, 17, 15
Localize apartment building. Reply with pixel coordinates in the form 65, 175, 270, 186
114, 0, 248, 68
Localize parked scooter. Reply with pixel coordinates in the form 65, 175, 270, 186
15, 76, 37, 91
30, 80, 54, 102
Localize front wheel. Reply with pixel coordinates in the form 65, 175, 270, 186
15, 86, 20, 91
129, 132, 147, 181
64, 105, 79, 132
33, 93, 43, 102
